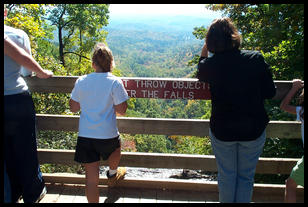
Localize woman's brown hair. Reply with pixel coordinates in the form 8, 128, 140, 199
206, 17, 242, 53
92, 43, 115, 72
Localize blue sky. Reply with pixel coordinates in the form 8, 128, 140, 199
109, 4, 222, 18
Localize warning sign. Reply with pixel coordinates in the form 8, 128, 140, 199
121, 78, 211, 100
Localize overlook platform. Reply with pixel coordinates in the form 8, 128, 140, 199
20, 76, 304, 203
21, 175, 303, 203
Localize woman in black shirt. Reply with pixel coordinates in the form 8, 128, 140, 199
197, 17, 276, 203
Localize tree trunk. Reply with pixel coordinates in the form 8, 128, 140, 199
59, 28, 65, 66
79, 30, 82, 63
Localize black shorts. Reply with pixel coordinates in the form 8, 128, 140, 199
74, 136, 121, 163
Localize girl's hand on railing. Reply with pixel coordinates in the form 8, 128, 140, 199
292, 79, 304, 91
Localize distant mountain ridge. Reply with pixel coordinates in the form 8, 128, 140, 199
106, 15, 213, 33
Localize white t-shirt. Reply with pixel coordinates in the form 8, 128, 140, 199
71, 72, 129, 139
296, 106, 304, 147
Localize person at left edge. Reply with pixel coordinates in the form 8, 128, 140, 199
4, 6, 53, 203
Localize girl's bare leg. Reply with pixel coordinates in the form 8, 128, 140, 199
84, 161, 100, 203
108, 147, 121, 170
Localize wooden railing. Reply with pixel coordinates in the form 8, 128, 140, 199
24, 76, 304, 198
25, 76, 292, 100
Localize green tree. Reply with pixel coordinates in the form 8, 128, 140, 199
173, 136, 212, 155
134, 135, 172, 153
202, 4, 304, 80
47, 4, 109, 72
184, 100, 208, 119
5, 4, 67, 75
5, 4, 48, 45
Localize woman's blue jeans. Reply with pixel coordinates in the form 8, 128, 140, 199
209, 129, 266, 203
4, 163, 11, 203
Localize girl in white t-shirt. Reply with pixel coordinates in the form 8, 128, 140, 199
69, 43, 129, 203
280, 79, 304, 203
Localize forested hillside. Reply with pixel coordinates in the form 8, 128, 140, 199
105, 15, 208, 78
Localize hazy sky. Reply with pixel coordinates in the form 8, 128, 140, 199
109, 4, 222, 18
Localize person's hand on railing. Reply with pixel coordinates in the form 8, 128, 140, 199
291, 79, 304, 91
36, 69, 54, 79
280, 78, 304, 114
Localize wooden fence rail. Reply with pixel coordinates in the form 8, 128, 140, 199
37, 149, 299, 175
36, 114, 301, 139
25, 76, 295, 100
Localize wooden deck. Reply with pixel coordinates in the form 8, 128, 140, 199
18, 181, 304, 203
38, 183, 219, 203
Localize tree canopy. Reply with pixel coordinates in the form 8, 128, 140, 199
191, 4, 304, 80
47, 4, 109, 70
5, 4, 110, 76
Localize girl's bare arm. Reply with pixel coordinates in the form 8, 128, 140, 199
280, 79, 304, 114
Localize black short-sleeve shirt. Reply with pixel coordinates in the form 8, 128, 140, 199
197, 49, 276, 141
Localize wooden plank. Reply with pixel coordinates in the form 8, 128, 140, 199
39, 192, 58, 203
104, 187, 124, 203
256, 157, 299, 174
98, 186, 108, 203
64, 184, 111, 203
253, 183, 304, 203
117, 117, 210, 137
38, 149, 77, 165
25, 76, 77, 93
156, 189, 173, 203
24, 76, 298, 100
266, 120, 301, 139
42, 173, 218, 192
56, 187, 77, 203
72, 187, 88, 203
35, 114, 302, 139
272, 80, 293, 100
43, 173, 88, 185
121, 187, 141, 203
42, 175, 304, 203
253, 183, 304, 195
39, 183, 64, 203
188, 191, 218, 203
37, 149, 299, 175
171, 190, 190, 203
36, 114, 79, 132
139, 188, 157, 203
